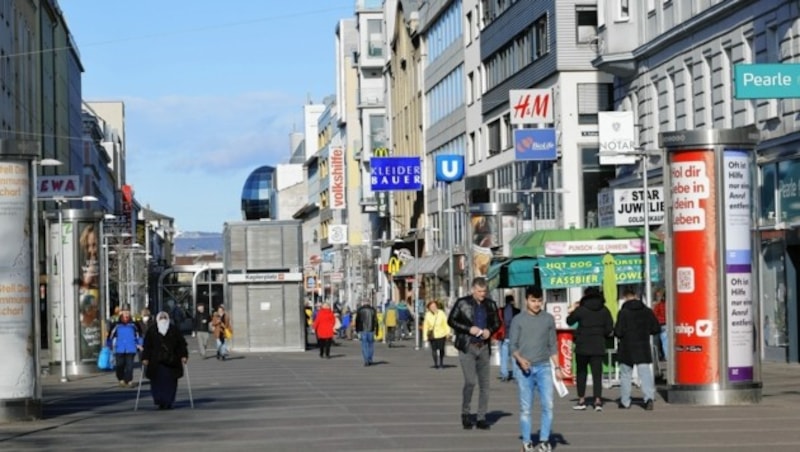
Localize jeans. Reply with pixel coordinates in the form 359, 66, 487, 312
216, 337, 229, 357
659, 326, 668, 359
459, 344, 491, 420
514, 361, 554, 444
619, 363, 655, 407
360, 332, 374, 364
499, 339, 512, 378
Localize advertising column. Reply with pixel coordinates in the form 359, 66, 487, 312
662, 128, 761, 405
0, 140, 42, 422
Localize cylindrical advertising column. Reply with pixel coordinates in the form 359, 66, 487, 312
0, 140, 42, 422
47, 210, 105, 376
661, 127, 762, 405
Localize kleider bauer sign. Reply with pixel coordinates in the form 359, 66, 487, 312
370, 157, 422, 191
330, 146, 346, 210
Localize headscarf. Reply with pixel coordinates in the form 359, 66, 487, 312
156, 311, 170, 336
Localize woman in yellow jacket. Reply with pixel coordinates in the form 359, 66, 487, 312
423, 300, 450, 369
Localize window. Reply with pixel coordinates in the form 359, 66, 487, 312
468, 71, 474, 104
367, 19, 383, 57
488, 120, 501, 156
581, 147, 616, 227
576, 6, 598, 44
618, 0, 630, 20
534, 14, 549, 58
466, 11, 473, 44
577, 83, 614, 124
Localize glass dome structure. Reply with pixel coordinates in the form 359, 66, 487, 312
241, 165, 276, 220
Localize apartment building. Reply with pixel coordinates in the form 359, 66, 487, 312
595, 0, 800, 363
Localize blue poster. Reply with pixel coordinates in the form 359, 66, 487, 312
370, 157, 423, 191
514, 128, 557, 161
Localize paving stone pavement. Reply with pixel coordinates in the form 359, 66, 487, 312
1, 336, 800, 451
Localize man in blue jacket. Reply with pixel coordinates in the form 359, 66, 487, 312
107, 308, 143, 387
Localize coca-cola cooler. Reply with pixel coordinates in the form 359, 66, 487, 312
548, 298, 575, 385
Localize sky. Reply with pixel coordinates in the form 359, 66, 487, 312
61, 0, 355, 233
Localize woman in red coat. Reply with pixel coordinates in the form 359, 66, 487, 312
313, 302, 336, 359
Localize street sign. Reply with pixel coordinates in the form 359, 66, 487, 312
734, 63, 800, 99
435, 155, 464, 182
370, 157, 422, 191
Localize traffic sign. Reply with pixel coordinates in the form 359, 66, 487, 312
734, 63, 800, 99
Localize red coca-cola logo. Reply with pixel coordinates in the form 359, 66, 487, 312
560, 338, 573, 378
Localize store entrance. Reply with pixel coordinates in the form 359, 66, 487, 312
786, 245, 800, 363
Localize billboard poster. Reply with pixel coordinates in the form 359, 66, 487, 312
77, 221, 102, 361
670, 149, 719, 385
513, 128, 557, 161
723, 150, 754, 382
0, 161, 35, 399
370, 157, 422, 191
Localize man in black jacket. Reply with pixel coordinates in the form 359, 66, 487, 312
566, 287, 613, 411
355, 301, 378, 366
447, 277, 501, 430
615, 288, 661, 410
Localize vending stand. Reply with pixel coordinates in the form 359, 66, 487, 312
489, 226, 663, 384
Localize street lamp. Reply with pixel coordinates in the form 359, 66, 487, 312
51, 195, 97, 382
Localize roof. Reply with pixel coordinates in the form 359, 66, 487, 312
509, 226, 664, 258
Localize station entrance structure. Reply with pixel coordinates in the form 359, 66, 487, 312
156, 263, 224, 334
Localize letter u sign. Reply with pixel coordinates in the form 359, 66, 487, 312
435, 155, 465, 182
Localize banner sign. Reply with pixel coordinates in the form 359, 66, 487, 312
509, 89, 553, 124
598, 187, 665, 227
36, 175, 81, 198
538, 254, 660, 289
228, 272, 303, 283
514, 128, 557, 161
544, 239, 645, 256
330, 147, 346, 210
670, 149, 719, 386
370, 157, 422, 191
598, 111, 637, 165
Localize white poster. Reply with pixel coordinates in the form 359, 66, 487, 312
0, 161, 35, 399
598, 111, 637, 165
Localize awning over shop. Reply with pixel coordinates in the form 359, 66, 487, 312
487, 258, 538, 288
394, 254, 449, 278
508, 226, 664, 258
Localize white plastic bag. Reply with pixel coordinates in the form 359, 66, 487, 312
552, 366, 569, 398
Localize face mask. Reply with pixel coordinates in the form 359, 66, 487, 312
157, 319, 169, 335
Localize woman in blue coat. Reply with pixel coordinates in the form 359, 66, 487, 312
106, 308, 142, 387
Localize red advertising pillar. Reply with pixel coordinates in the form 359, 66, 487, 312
662, 127, 762, 405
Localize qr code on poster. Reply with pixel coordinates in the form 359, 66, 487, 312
676, 267, 694, 293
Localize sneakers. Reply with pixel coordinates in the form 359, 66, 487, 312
534, 442, 552, 452
461, 414, 473, 430
644, 399, 654, 411
594, 404, 603, 412
118, 380, 126, 387
572, 399, 587, 410
522, 442, 535, 452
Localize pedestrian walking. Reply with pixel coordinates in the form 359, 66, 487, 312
106, 307, 142, 387
615, 288, 661, 410
313, 302, 336, 359
447, 277, 501, 430
652, 288, 668, 361
566, 287, 614, 411
498, 293, 520, 381
211, 305, 232, 360
423, 300, 449, 369
384, 301, 398, 347
355, 301, 378, 366
193, 304, 211, 357
141, 311, 189, 409
509, 286, 561, 452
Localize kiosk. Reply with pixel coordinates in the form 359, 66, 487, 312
492, 226, 663, 384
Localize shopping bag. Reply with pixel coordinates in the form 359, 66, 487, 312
97, 346, 113, 370
552, 365, 569, 398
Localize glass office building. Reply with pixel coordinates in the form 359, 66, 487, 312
241, 165, 276, 220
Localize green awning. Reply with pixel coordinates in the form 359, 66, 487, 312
509, 226, 664, 258
487, 258, 538, 288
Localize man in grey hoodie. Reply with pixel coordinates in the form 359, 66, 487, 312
510, 286, 561, 452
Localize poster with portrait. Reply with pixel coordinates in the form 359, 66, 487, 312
77, 221, 102, 361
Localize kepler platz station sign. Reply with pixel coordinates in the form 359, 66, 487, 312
734, 63, 800, 99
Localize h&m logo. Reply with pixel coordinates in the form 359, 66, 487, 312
435, 155, 464, 182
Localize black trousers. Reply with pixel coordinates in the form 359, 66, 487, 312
575, 354, 604, 401
430, 337, 446, 366
318, 338, 333, 357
